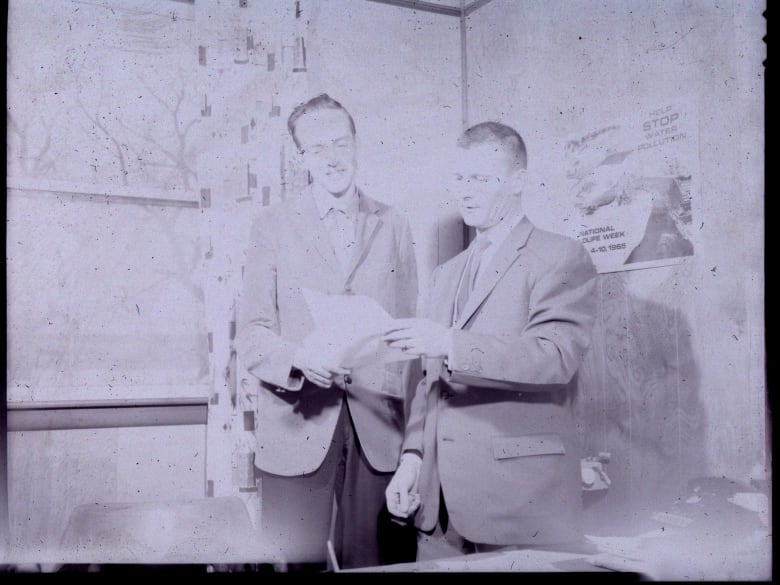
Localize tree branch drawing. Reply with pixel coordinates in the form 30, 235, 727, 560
116, 69, 200, 190
7, 49, 59, 179
76, 73, 131, 186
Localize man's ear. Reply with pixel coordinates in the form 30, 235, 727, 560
508, 167, 528, 193
293, 146, 309, 173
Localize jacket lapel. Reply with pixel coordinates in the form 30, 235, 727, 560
424, 255, 468, 383
453, 216, 535, 329
344, 191, 384, 284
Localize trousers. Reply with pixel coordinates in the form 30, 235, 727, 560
258, 401, 414, 569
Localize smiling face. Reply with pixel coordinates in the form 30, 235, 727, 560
295, 108, 357, 197
451, 143, 523, 229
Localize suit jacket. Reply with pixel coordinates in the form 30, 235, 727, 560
235, 185, 418, 476
403, 215, 597, 546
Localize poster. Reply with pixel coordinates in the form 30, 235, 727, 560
564, 100, 698, 273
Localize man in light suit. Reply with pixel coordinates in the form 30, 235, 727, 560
383, 122, 597, 560
235, 94, 418, 569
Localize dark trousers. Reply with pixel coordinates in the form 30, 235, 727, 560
417, 490, 479, 561
259, 402, 415, 569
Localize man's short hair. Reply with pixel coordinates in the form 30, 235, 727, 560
457, 121, 527, 169
287, 93, 356, 150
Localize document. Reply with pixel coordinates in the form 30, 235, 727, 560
301, 288, 415, 369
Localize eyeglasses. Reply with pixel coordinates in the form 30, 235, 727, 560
453, 174, 500, 184
302, 137, 355, 158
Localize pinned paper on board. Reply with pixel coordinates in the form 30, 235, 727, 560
301, 288, 415, 369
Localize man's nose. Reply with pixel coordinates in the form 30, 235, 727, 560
326, 147, 341, 165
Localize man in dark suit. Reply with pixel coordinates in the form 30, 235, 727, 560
235, 94, 418, 569
383, 122, 597, 560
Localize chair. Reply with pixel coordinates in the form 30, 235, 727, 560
60, 496, 282, 565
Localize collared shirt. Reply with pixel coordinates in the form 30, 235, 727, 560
311, 183, 360, 276
312, 182, 360, 221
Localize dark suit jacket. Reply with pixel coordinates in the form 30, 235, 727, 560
235, 186, 418, 476
403, 216, 597, 545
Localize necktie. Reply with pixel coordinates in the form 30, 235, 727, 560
454, 235, 491, 323
327, 207, 356, 276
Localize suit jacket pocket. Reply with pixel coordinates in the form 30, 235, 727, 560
491, 433, 566, 460
382, 365, 404, 398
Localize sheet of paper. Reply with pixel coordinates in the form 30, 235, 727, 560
302, 288, 415, 369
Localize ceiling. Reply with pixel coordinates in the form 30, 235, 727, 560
365, 0, 494, 18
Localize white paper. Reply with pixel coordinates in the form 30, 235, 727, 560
301, 288, 415, 369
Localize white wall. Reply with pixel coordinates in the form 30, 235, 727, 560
465, 0, 765, 484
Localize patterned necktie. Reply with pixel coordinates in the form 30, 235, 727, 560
454, 235, 491, 323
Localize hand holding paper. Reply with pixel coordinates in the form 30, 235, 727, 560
301, 289, 417, 369
383, 318, 453, 359
292, 344, 351, 389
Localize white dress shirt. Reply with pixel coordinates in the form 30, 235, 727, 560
312, 183, 360, 276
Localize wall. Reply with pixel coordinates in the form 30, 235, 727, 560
465, 0, 765, 533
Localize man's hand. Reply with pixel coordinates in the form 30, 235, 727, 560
383, 318, 452, 359
293, 346, 351, 389
386, 453, 422, 519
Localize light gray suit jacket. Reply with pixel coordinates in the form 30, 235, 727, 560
235, 186, 418, 476
403, 216, 597, 545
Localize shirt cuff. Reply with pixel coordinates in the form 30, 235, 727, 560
401, 450, 423, 468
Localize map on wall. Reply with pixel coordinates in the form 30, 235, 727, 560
6, 0, 209, 404
563, 99, 698, 273
7, 0, 201, 201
